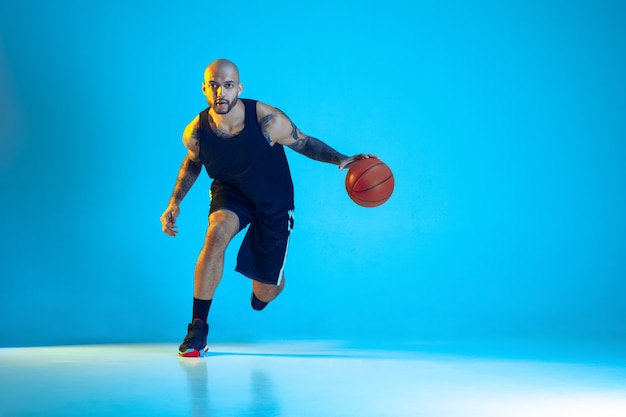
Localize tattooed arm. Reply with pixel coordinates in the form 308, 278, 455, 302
160, 116, 203, 237
256, 102, 370, 170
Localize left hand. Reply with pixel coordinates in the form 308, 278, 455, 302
339, 154, 378, 171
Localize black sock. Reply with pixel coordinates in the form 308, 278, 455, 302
192, 298, 212, 323
251, 293, 269, 311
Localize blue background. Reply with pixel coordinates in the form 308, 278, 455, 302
1, 0, 624, 349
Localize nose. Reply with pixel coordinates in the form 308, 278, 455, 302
216, 86, 225, 97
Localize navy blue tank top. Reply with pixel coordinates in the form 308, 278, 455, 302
197, 98, 295, 213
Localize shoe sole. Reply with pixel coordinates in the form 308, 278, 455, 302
178, 347, 209, 358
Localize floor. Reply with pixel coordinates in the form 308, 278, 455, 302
1, 340, 625, 417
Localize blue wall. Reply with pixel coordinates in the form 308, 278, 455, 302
1, 0, 624, 347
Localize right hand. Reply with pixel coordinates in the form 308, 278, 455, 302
160, 205, 180, 237
339, 154, 378, 170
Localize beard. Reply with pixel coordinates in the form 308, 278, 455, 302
213, 96, 238, 115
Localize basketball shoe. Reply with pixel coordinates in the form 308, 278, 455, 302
178, 319, 209, 357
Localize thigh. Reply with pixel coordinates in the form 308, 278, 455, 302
235, 209, 295, 285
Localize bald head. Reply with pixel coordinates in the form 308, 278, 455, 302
204, 59, 240, 84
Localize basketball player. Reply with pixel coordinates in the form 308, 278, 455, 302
160, 59, 370, 357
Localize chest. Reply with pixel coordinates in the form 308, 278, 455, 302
208, 115, 245, 139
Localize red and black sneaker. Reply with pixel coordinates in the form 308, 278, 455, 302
178, 319, 209, 357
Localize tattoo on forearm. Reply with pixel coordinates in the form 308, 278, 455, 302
173, 157, 201, 204
288, 135, 346, 165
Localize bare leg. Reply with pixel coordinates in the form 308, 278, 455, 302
252, 276, 286, 303
194, 210, 240, 299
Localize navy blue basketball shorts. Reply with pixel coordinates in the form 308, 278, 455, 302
209, 182, 295, 286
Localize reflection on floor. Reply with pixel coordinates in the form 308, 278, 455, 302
1, 340, 625, 417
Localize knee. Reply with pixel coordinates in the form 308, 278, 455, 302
204, 211, 239, 250
204, 225, 232, 250
253, 278, 285, 302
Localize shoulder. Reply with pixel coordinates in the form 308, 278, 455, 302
182, 114, 201, 159
253, 101, 298, 145
183, 115, 200, 142
254, 100, 277, 119
254, 101, 292, 128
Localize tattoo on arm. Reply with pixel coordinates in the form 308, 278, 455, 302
288, 134, 347, 165
261, 107, 346, 165
172, 156, 202, 205
260, 108, 298, 144
259, 114, 274, 144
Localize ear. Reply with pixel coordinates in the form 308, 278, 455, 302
238, 83, 244, 96
201, 82, 207, 95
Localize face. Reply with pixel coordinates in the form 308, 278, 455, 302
202, 63, 243, 115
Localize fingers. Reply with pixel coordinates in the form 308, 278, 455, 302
160, 209, 179, 237
163, 225, 178, 237
162, 218, 178, 236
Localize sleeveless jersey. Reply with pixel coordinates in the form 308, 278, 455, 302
197, 98, 295, 214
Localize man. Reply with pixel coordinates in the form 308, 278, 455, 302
160, 59, 369, 357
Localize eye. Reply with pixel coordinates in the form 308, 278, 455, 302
226, 83, 234, 88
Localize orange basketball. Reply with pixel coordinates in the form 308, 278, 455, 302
345, 158, 394, 207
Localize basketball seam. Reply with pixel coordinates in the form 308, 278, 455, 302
352, 193, 392, 203
352, 174, 394, 194
348, 162, 385, 195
